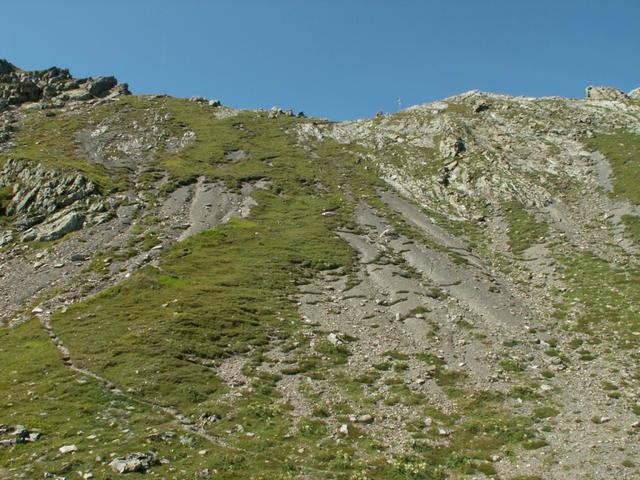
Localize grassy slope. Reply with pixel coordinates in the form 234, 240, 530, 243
585, 131, 640, 245
0, 96, 163, 193
0, 321, 215, 478
1, 99, 560, 479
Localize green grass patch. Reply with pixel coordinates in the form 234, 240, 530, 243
503, 201, 549, 254
585, 131, 640, 205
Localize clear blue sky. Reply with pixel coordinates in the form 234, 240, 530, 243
1, 1, 638, 120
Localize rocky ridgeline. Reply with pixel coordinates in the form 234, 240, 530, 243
0, 59, 129, 112
0, 159, 112, 246
298, 84, 640, 226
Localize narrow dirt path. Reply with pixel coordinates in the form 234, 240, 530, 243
35, 309, 243, 453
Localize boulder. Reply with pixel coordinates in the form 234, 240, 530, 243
109, 451, 158, 474
59, 444, 78, 454
35, 210, 84, 242
87, 76, 117, 97
0, 230, 13, 246
585, 86, 628, 101
629, 88, 640, 100
106, 83, 131, 98
63, 88, 93, 102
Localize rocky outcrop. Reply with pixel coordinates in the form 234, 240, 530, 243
0, 158, 108, 244
1, 158, 98, 217
629, 87, 640, 100
0, 59, 16, 75
0, 58, 130, 110
586, 86, 628, 101
21, 209, 84, 242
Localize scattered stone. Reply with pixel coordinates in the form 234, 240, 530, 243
338, 424, 349, 436
0, 424, 41, 447
356, 414, 374, 424
108, 451, 158, 474
59, 444, 78, 454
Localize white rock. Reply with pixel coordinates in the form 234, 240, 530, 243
59, 444, 78, 453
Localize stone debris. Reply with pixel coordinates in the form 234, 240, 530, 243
0, 425, 41, 447
108, 451, 159, 474
58, 444, 78, 454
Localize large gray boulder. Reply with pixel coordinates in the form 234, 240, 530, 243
87, 76, 117, 97
586, 86, 628, 101
109, 451, 158, 474
31, 210, 84, 242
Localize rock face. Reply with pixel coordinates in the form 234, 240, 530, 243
586, 86, 628, 101
629, 87, 640, 100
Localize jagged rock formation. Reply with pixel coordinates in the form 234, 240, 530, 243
1, 61, 640, 480
0, 59, 129, 112
0, 159, 107, 245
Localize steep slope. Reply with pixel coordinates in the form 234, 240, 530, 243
0, 62, 639, 480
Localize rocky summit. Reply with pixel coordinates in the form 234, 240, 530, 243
0, 60, 639, 480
